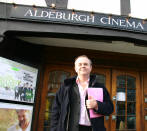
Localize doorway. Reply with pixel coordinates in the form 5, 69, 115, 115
111, 70, 141, 131
42, 65, 142, 131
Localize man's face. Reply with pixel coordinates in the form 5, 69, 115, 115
75, 57, 92, 76
17, 110, 30, 129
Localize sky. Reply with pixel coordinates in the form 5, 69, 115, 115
130, 0, 147, 19
67, 0, 121, 15
0, 0, 47, 6
0, 0, 146, 19
67, 0, 147, 19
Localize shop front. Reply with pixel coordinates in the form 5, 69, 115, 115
0, 2, 147, 131
38, 45, 147, 131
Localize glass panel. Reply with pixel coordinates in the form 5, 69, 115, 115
117, 88, 125, 92
117, 101, 125, 115
127, 76, 136, 89
127, 89, 136, 101
44, 96, 55, 131
116, 75, 136, 130
127, 116, 136, 129
44, 70, 70, 131
127, 102, 136, 115
116, 116, 126, 129
95, 74, 106, 86
116, 76, 126, 102
117, 76, 126, 88
48, 71, 70, 91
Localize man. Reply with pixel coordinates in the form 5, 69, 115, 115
7, 109, 31, 131
50, 55, 114, 131
14, 82, 20, 100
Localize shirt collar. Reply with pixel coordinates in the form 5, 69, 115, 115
76, 77, 89, 84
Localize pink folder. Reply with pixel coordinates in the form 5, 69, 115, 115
87, 88, 103, 118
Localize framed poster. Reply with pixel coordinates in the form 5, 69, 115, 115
0, 102, 33, 131
0, 57, 38, 103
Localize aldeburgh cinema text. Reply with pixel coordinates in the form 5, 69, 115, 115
24, 9, 144, 30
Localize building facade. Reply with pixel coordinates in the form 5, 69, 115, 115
0, 0, 147, 131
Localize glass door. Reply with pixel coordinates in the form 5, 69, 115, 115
43, 66, 112, 131
111, 70, 141, 131
43, 66, 74, 131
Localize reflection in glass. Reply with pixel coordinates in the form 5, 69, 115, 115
116, 116, 125, 129
48, 71, 70, 91
116, 75, 136, 130
127, 102, 136, 115
117, 102, 125, 115
117, 88, 125, 92
44, 70, 70, 131
127, 76, 136, 89
95, 74, 106, 86
127, 89, 136, 101
44, 96, 54, 130
117, 76, 126, 88
127, 116, 136, 129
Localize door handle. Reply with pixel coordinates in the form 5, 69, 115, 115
112, 96, 116, 101
145, 116, 147, 120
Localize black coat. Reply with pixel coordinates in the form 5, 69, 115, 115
50, 75, 114, 131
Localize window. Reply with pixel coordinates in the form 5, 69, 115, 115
44, 70, 71, 131
116, 75, 136, 130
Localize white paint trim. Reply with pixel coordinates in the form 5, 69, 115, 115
18, 36, 147, 56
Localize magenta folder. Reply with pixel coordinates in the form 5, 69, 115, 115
87, 88, 103, 118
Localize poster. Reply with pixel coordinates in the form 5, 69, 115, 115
0, 57, 38, 103
0, 102, 33, 131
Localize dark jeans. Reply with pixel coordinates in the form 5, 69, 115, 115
79, 125, 92, 131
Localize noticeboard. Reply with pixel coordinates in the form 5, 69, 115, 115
0, 57, 38, 103
0, 102, 33, 131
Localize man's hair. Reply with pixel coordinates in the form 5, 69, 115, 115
74, 55, 92, 65
16, 109, 31, 117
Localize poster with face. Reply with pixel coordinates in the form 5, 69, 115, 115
0, 57, 38, 103
0, 102, 33, 131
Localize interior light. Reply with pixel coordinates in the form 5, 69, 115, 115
32, 4, 37, 10
51, 3, 56, 8
142, 20, 145, 24
91, 11, 94, 17
143, 18, 147, 24
126, 13, 131, 22
128, 13, 131, 17
12, 3, 17, 9
72, 9, 75, 14
108, 14, 112, 19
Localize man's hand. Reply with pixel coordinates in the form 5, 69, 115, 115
86, 96, 98, 110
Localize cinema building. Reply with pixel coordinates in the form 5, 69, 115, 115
0, 0, 147, 131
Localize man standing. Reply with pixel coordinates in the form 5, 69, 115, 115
51, 55, 114, 131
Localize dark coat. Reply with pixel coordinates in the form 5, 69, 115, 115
50, 75, 114, 131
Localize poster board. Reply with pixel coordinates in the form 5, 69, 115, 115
0, 102, 33, 131
0, 57, 38, 103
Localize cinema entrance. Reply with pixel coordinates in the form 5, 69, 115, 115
40, 63, 143, 131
